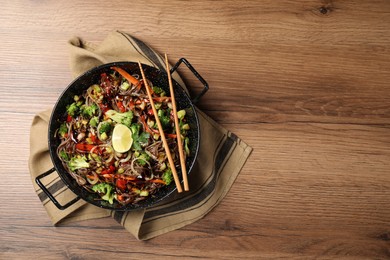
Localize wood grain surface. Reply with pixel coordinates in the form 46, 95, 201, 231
1, 0, 390, 259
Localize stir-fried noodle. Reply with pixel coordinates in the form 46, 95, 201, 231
56, 68, 190, 205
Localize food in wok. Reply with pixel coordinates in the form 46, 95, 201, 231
55, 66, 191, 205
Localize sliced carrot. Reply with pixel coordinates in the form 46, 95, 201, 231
123, 176, 137, 181
139, 115, 177, 138
139, 115, 159, 135
166, 133, 177, 139
149, 179, 166, 184
111, 66, 140, 86
152, 97, 171, 102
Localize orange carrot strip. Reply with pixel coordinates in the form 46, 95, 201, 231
111, 66, 140, 86
149, 179, 166, 184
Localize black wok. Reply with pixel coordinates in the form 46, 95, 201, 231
35, 58, 208, 211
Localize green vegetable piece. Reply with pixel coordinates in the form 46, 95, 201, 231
137, 153, 150, 166
59, 150, 69, 161
89, 116, 99, 127
120, 81, 130, 91
80, 103, 98, 118
152, 86, 166, 96
66, 102, 79, 117
184, 137, 190, 156
100, 132, 108, 141
106, 109, 133, 128
139, 190, 149, 197
162, 168, 173, 185
68, 156, 89, 172
102, 192, 115, 204
58, 123, 68, 137
138, 132, 150, 146
177, 109, 186, 120
181, 123, 190, 131
98, 121, 112, 134
130, 123, 140, 136
92, 183, 115, 204
157, 109, 171, 130
131, 123, 150, 151
92, 84, 101, 93
89, 152, 101, 163
159, 162, 167, 171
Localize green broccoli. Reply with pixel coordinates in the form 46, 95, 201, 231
66, 102, 79, 117
157, 109, 171, 130
92, 183, 115, 204
80, 103, 98, 118
130, 123, 150, 151
68, 156, 89, 172
98, 121, 112, 134
58, 123, 68, 137
152, 86, 166, 96
105, 109, 133, 128
162, 168, 173, 185
89, 116, 99, 127
137, 152, 150, 166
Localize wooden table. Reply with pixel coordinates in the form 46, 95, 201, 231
1, 1, 390, 259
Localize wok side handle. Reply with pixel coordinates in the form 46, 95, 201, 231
170, 58, 209, 104
35, 168, 81, 210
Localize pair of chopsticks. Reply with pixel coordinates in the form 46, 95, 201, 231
138, 54, 189, 193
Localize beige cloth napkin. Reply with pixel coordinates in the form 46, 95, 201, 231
29, 31, 252, 240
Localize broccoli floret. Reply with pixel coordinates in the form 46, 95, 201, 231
152, 86, 166, 96
89, 116, 99, 127
68, 156, 89, 172
105, 109, 133, 128
98, 121, 112, 134
80, 103, 98, 118
92, 183, 115, 204
157, 109, 171, 130
58, 123, 68, 137
137, 152, 150, 166
130, 123, 150, 151
162, 168, 173, 185
66, 102, 79, 117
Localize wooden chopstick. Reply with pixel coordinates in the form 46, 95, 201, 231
164, 54, 189, 191
138, 61, 183, 193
